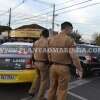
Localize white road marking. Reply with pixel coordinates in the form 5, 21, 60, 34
45, 91, 88, 100
45, 79, 91, 99
68, 91, 88, 100
45, 79, 95, 99
68, 79, 95, 100
69, 79, 93, 90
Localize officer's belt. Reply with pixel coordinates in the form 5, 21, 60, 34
35, 60, 49, 64
50, 62, 71, 66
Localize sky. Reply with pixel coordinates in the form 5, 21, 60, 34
0, 0, 100, 42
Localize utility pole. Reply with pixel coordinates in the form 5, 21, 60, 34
52, 4, 55, 34
8, 8, 11, 28
32, 0, 56, 36
8, 8, 11, 38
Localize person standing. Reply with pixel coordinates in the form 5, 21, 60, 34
22, 29, 49, 100
47, 22, 83, 100
32, 29, 49, 100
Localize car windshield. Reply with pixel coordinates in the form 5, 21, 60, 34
76, 45, 100, 56
0, 45, 32, 54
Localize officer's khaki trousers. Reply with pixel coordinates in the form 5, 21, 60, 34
29, 62, 49, 100
48, 64, 70, 100
29, 68, 40, 95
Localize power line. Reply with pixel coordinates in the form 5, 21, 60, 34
12, 2, 100, 27
31, 0, 53, 6
32, 0, 75, 6
12, 0, 92, 22
11, 0, 26, 12
0, 0, 25, 16
0, 10, 9, 16
13, 0, 76, 16
12, 12, 51, 22
12, 0, 53, 18
11, 10, 52, 21
12, 19, 52, 26
12, 18, 48, 24
56, 0, 75, 6
12, 14, 49, 23
12, 17, 52, 24
12, 7, 52, 18
12, 0, 74, 18
56, 0, 92, 12
56, 2, 100, 15
31, 0, 55, 31
0, 10, 8, 13
12, 15, 52, 24
11, 0, 91, 21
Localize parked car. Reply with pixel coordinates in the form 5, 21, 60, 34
76, 44, 100, 77
0, 42, 37, 83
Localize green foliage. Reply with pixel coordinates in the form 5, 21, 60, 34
70, 30, 81, 43
95, 34, 100, 46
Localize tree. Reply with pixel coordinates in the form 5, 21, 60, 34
93, 33, 100, 46
70, 30, 81, 43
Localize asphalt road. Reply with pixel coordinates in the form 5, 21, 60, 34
0, 77, 100, 100
70, 77, 100, 100
0, 84, 30, 100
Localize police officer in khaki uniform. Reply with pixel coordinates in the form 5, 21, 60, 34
22, 29, 49, 100
47, 22, 83, 100
32, 29, 49, 100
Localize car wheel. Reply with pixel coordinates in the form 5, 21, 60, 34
81, 63, 89, 78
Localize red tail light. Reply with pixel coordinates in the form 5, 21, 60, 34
25, 59, 33, 69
